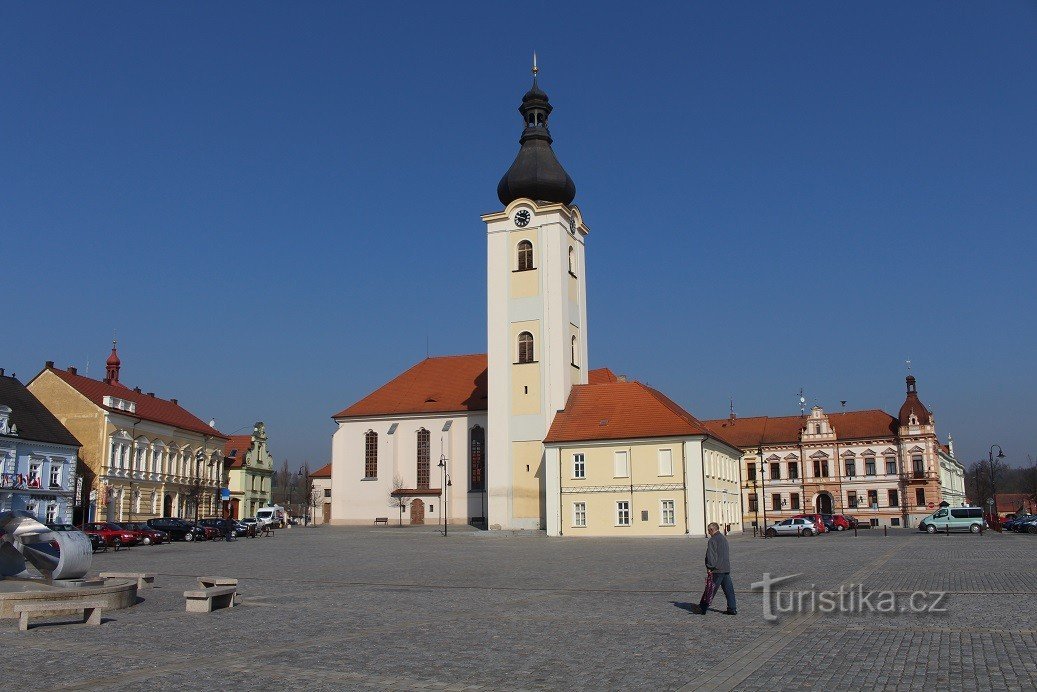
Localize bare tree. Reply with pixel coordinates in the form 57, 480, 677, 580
389, 474, 411, 526
306, 477, 322, 526
274, 459, 292, 506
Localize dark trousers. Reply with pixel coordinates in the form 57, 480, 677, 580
701, 571, 737, 613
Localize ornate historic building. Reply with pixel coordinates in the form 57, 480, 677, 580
27, 344, 227, 523
222, 422, 274, 519
703, 375, 965, 529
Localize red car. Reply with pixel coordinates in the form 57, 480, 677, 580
83, 522, 140, 549
120, 522, 168, 545
791, 514, 827, 533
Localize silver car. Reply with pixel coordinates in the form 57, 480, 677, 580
766, 517, 817, 537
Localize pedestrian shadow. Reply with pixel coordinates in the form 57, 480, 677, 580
671, 601, 704, 615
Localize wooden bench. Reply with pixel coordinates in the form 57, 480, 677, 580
184, 585, 237, 613
374, 517, 389, 525
197, 576, 238, 589
260, 525, 276, 537
13, 600, 104, 631
99, 572, 156, 590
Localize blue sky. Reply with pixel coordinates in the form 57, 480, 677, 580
2, 3, 1034, 470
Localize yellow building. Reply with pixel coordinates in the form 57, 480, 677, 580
544, 380, 743, 537
27, 345, 227, 523
222, 423, 274, 519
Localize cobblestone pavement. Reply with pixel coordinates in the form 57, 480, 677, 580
1, 526, 1034, 690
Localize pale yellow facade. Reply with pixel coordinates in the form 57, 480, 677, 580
508, 228, 540, 299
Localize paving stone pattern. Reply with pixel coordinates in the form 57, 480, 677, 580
1, 526, 1034, 690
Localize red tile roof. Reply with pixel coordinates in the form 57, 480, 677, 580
588, 368, 618, 384
223, 435, 253, 469
544, 381, 738, 449
310, 463, 332, 479
42, 366, 227, 438
702, 410, 898, 448
333, 354, 614, 419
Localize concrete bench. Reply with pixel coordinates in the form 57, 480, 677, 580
13, 600, 104, 631
374, 517, 389, 525
184, 585, 237, 613
99, 572, 156, 590
197, 576, 238, 589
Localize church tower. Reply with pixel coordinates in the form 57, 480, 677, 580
484, 61, 589, 530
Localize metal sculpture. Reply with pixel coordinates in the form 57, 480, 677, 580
0, 511, 91, 581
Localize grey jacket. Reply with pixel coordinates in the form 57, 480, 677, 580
705, 532, 731, 573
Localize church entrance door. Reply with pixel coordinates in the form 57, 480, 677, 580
815, 492, 834, 515
410, 499, 425, 525
322, 503, 331, 524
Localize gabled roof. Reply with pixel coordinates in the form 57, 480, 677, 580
544, 381, 738, 449
223, 435, 253, 469
332, 353, 615, 419
40, 366, 226, 439
0, 374, 81, 448
702, 410, 898, 449
309, 463, 332, 479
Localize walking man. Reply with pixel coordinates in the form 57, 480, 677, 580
699, 522, 737, 615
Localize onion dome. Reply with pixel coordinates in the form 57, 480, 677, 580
898, 375, 933, 426
497, 57, 576, 207
105, 339, 121, 385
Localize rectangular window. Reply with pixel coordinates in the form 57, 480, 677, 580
746, 463, 756, 482
46, 504, 58, 523
847, 491, 857, 509
573, 502, 587, 527
616, 501, 631, 526
891, 517, 900, 527
658, 449, 673, 477
661, 500, 675, 526
324, 488, 331, 498
867, 490, 878, 508
888, 489, 899, 507
49, 465, 61, 489
771, 493, 781, 511
865, 458, 876, 476
915, 488, 925, 507
28, 461, 42, 488
748, 493, 758, 512
788, 462, 798, 480
886, 458, 897, 475
845, 460, 856, 477
912, 455, 925, 478
870, 518, 879, 527
613, 451, 629, 478
573, 453, 586, 479
821, 461, 829, 478
790, 492, 800, 510
364, 432, 378, 479
770, 463, 780, 480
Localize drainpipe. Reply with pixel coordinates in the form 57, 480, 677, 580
682, 443, 690, 534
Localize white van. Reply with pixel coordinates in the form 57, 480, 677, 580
256, 505, 287, 529
918, 506, 986, 534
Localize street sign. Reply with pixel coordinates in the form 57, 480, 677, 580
987, 498, 995, 506
927, 502, 935, 509
220, 488, 231, 500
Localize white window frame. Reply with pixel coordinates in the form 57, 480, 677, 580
660, 499, 675, 526
613, 451, 629, 478
49, 463, 61, 489
658, 449, 673, 477
616, 500, 631, 526
46, 503, 58, 523
573, 502, 587, 528
572, 453, 586, 479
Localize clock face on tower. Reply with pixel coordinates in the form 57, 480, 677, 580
515, 209, 531, 227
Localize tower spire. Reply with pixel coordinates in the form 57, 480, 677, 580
105, 338, 122, 385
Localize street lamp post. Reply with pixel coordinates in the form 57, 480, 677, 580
989, 444, 1005, 529
437, 455, 450, 537
759, 445, 768, 537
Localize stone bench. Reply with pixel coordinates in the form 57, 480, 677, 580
13, 600, 104, 632
374, 517, 389, 525
197, 576, 238, 589
99, 572, 157, 590
184, 585, 237, 613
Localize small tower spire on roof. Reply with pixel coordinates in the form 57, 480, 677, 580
532, 51, 538, 77
105, 338, 121, 385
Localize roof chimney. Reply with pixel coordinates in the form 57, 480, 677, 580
171, 398, 178, 405
133, 387, 142, 393
0, 369, 4, 377
617, 374, 628, 382
68, 366, 77, 375
45, 360, 55, 369
147, 392, 155, 397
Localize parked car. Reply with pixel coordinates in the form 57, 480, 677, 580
820, 514, 852, 531
46, 523, 102, 551
146, 517, 207, 542
1010, 515, 1037, 534
791, 514, 827, 533
842, 515, 860, 528
83, 522, 139, 548
766, 517, 817, 537
120, 522, 168, 545
240, 518, 259, 537
198, 517, 241, 538
918, 506, 986, 534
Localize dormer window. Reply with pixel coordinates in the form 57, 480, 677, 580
0, 405, 11, 435
813, 424, 821, 435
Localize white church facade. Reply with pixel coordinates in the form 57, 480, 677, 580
330, 66, 743, 535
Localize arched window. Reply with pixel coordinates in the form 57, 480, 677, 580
364, 431, 378, 478
416, 428, 430, 488
568, 246, 576, 275
517, 240, 534, 271
571, 335, 578, 367
517, 332, 534, 363
470, 426, 485, 491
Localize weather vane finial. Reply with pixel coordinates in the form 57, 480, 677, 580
906, 358, 912, 372
532, 51, 538, 77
